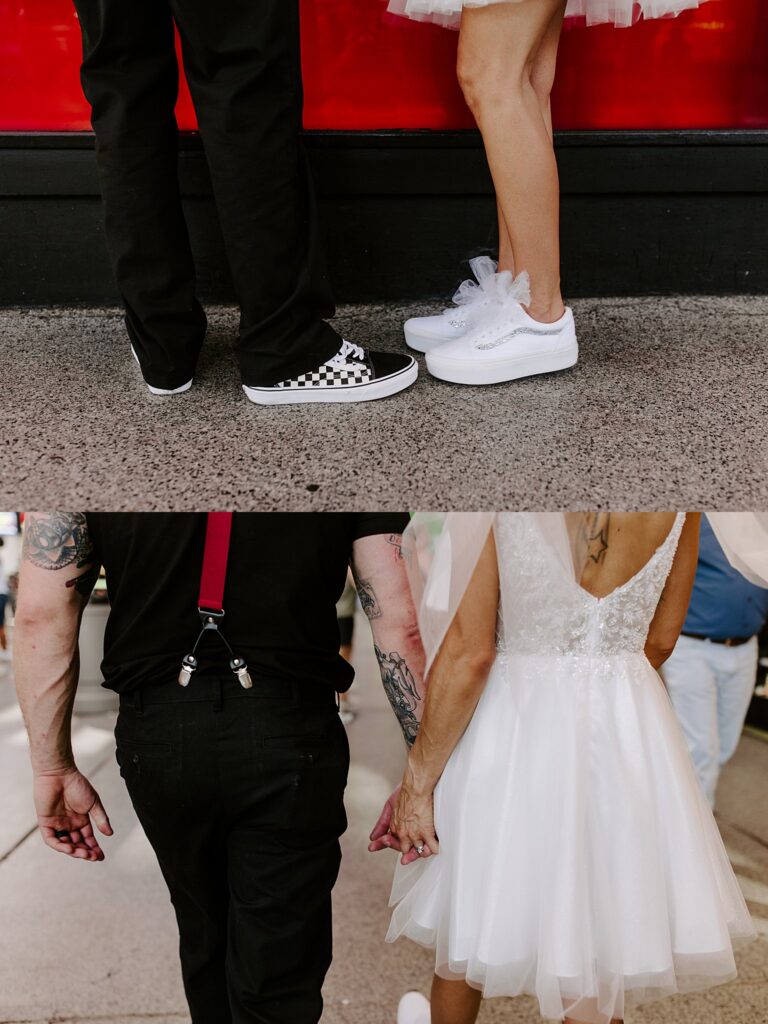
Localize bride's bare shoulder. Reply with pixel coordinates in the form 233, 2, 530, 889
611, 512, 680, 550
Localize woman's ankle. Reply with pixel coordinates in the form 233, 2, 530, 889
430, 974, 482, 1024
524, 298, 566, 324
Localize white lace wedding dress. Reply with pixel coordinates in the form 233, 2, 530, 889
387, 0, 711, 29
387, 513, 755, 1023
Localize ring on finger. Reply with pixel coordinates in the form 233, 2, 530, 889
416, 844, 425, 855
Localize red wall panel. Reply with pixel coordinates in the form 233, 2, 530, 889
0, 0, 765, 132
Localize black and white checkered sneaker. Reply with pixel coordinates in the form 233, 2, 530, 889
243, 340, 418, 405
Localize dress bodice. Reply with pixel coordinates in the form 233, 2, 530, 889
495, 513, 686, 656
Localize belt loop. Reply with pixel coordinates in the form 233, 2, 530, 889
133, 688, 144, 717
213, 678, 223, 713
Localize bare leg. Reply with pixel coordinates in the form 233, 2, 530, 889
431, 975, 482, 1024
497, 198, 514, 275
429, 979, 623, 1024
459, 0, 567, 323
496, 5, 561, 277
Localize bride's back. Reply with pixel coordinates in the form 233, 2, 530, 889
495, 512, 684, 657
566, 512, 679, 599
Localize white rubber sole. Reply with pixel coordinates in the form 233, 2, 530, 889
403, 323, 458, 354
131, 347, 193, 395
147, 379, 193, 396
426, 342, 578, 385
243, 361, 418, 406
397, 992, 431, 1024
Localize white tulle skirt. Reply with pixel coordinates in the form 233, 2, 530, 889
386, 653, 755, 1023
387, 0, 711, 29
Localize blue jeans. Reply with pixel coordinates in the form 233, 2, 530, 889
662, 634, 758, 807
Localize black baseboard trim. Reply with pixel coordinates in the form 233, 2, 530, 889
2, 129, 767, 303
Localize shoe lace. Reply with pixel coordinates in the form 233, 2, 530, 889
329, 340, 365, 365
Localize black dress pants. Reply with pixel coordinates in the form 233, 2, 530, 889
72, 0, 342, 390
116, 676, 349, 1023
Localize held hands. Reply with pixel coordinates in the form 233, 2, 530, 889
368, 785, 406, 854
368, 782, 440, 866
34, 768, 113, 861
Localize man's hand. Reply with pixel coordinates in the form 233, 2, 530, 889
368, 785, 403, 853
34, 769, 113, 861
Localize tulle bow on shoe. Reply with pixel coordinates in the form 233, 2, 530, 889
494, 268, 531, 309
450, 256, 531, 312
449, 256, 498, 309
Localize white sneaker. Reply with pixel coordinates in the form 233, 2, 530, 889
397, 991, 431, 1024
403, 256, 498, 353
243, 340, 417, 406
131, 347, 193, 396
425, 273, 578, 386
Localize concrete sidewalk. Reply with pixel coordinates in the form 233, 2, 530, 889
0, 630, 766, 1024
1, 296, 766, 510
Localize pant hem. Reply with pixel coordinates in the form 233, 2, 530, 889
239, 323, 343, 388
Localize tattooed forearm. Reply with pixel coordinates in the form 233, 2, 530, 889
351, 533, 426, 747
354, 575, 382, 621
375, 645, 422, 747
22, 514, 98, 597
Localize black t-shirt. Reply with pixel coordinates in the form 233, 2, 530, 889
86, 512, 409, 694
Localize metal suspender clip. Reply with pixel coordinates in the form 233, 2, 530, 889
178, 607, 252, 690
178, 654, 198, 688
230, 656, 253, 690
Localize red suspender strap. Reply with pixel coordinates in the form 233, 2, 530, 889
198, 512, 233, 615
179, 511, 251, 690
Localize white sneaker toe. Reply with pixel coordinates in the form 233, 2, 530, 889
404, 312, 474, 353
403, 255, 499, 352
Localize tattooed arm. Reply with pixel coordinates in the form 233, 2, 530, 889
14, 513, 112, 861
350, 533, 426, 748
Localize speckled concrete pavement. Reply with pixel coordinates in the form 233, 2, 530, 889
1, 296, 766, 510
0, 622, 766, 1024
